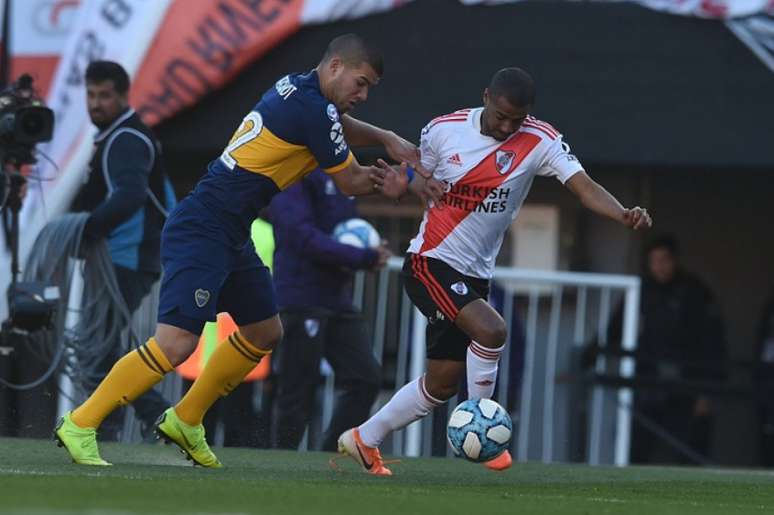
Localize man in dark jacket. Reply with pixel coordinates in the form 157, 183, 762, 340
269, 169, 389, 451
70, 61, 175, 440
607, 235, 726, 464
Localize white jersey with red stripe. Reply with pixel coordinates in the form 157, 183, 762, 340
407, 107, 584, 279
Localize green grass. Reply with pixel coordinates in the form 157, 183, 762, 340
0, 437, 773, 515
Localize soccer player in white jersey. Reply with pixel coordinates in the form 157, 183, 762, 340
338, 68, 652, 475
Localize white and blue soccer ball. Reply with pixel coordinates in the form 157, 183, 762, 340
332, 218, 380, 249
447, 398, 513, 462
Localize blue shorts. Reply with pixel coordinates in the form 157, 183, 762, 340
157, 198, 277, 335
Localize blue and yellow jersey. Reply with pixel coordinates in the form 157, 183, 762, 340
191, 70, 353, 246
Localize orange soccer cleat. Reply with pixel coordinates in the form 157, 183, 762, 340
337, 428, 393, 476
483, 450, 512, 471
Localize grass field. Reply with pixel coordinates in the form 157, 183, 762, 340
1, 437, 773, 514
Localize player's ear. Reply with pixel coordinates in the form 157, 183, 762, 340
483, 88, 490, 106
328, 56, 342, 76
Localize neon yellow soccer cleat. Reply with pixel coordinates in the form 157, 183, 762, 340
54, 412, 112, 466
155, 407, 222, 468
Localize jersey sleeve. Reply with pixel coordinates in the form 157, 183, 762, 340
304, 104, 353, 174
419, 122, 441, 173
537, 136, 584, 184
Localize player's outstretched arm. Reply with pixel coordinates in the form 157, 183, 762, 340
565, 171, 652, 230
341, 114, 420, 164
373, 159, 449, 204
332, 155, 408, 199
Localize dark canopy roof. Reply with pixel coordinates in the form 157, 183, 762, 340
156, 0, 774, 177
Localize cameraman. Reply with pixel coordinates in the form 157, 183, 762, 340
70, 61, 175, 440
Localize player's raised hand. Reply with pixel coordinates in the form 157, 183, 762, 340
383, 132, 420, 165
622, 207, 652, 230
374, 159, 409, 200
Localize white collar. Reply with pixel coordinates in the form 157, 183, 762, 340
472, 107, 484, 132
94, 108, 135, 142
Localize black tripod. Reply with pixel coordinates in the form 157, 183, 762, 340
0, 171, 25, 435
6, 172, 24, 300
0, 171, 60, 438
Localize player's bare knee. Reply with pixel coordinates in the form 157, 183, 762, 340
477, 320, 507, 348
239, 317, 283, 352
265, 322, 283, 350
154, 326, 200, 366
492, 321, 508, 347
158, 336, 199, 366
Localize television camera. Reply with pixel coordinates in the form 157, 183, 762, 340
0, 74, 57, 339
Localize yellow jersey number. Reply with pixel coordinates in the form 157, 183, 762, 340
220, 111, 264, 169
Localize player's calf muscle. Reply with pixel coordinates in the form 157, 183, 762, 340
154, 324, 200, 365
426, 381, 458, 401
425, 361, 465, 400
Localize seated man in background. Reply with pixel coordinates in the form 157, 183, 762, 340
607, 235, 726, 464
268, 169, 390, 451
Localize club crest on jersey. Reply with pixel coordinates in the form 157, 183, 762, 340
495, 150, 516, 175
451, 281, 469, 295
326, 103, 338, 122
194, 289, 210, 308
325, 178, 337, 195
304, 319, 320, 338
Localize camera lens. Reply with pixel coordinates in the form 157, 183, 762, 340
14, 106, 53, 143
20, 112, 44, 135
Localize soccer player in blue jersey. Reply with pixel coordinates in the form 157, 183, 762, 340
55, 34, 421, 467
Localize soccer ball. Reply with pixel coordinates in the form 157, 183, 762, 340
447, 398, 513, 462
332, 218, 380, 249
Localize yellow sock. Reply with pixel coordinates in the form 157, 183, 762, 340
174, 331, 270, 426
71, 338, 173, 429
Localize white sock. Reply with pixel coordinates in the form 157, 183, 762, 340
467, 341, 505, 400
358, 375, 445, 448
